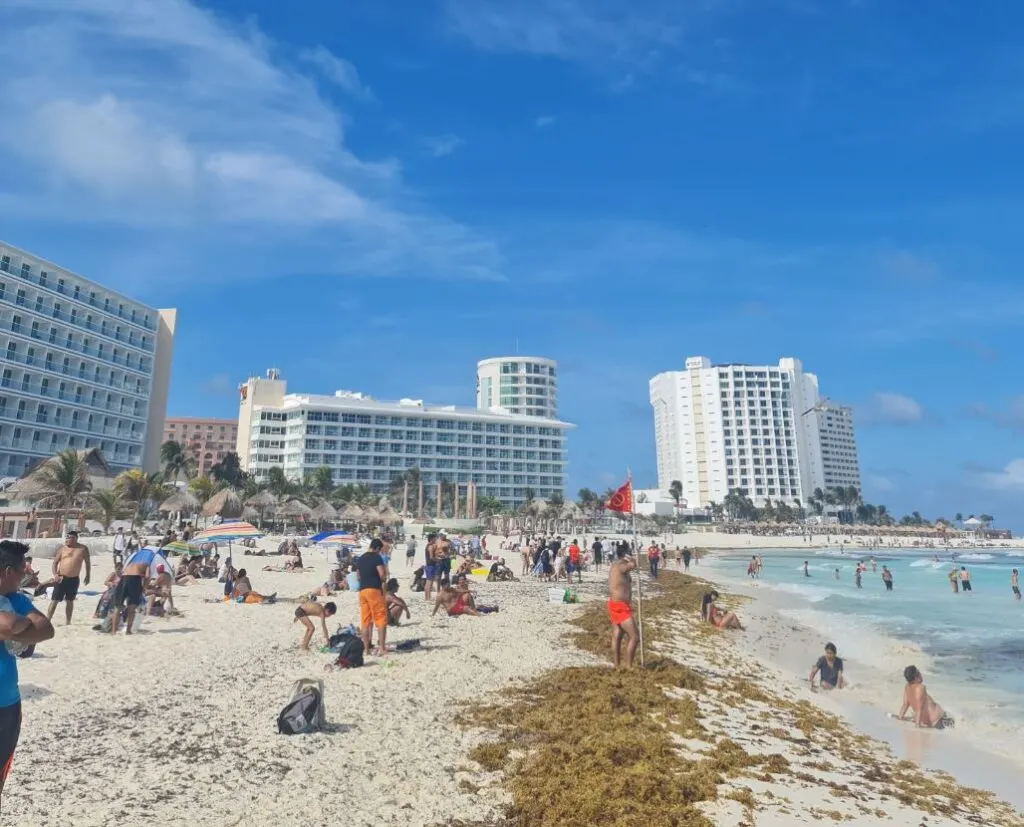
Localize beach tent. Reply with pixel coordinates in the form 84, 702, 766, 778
124, 547, 175, 578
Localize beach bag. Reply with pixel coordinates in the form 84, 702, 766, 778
277, 679, 326, 735
332, 633, 364, 669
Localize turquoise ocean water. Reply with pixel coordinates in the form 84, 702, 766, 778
703, 548, 1024, 766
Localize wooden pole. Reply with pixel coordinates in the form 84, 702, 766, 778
631, 476, 645, 667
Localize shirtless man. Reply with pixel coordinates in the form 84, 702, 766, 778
423, 534, 441, 602
293, 600, 336, 650
145, 564, 175, 615
47, 530, 91, 625
607, 545, 639, 668
897, 665, 954, 729
111, 548, 150, 635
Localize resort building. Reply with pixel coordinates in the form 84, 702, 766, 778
0, 241, 176, 478
163, 417, 239, 477
236, 369, 572, 505
476, 356, 558, 419
815, 402, 861, 490
649, 356, 859, 508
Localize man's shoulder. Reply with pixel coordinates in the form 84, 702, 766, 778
9, 593, 34, 614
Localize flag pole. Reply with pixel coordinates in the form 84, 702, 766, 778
630, 472, 645, 667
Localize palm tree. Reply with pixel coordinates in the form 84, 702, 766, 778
210, 452, 246, 489
188, 475, 215, 504
305, 466, 334, 498
547, 491, 565, 513
28, 449, 93, 530
521, 487, 536, 513
266, 466, 294, 498
669, 479, 683, 509
89, 489, 128, 533
160, 440, 193, 484
954, 512, 963, 529
115, 469, 165, 530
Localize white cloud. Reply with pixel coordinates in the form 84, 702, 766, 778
300, 45, 374, 100
444, 0, 680, 67
420, 134, 464, 158
535, 115, 557, 128
866, 392, 925, 425
979, 459, 1024, 491
0, 0, 500, 283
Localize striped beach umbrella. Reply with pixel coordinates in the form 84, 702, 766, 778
192, 521, 264, 543
163, 540, 200, 556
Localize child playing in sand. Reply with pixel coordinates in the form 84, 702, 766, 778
293, 601, 336, 650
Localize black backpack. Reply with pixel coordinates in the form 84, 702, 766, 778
332, 633, 365, 668
277, 687, 323, 735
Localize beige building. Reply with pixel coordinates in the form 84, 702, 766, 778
163, 416, 238, 477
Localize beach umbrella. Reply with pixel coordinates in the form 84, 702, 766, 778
339, 503, 364, 521
125, 547, 174, 578
163, 539, 200, 556
309, 501, 338, 530
379, 508, 403, 526
361, 506, 382, 524
201, 488, 243, 519
310, 529, 358, 544
158, 490, 200, 515
192, 521, 263, 543
278, 498, 313, 520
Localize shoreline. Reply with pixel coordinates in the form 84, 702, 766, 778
696, 556, 1024, 811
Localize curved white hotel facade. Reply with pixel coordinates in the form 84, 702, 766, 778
237, 362, 571, 504
476, 356, 558, 420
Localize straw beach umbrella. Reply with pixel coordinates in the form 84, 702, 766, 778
278, 498, 313, 526
360, 506, 382, 525
245, 490, 278, 527
201, 488, 243, 520
339, 503, 364, 522
310, 501, 338, 531
159, 490, 200, 515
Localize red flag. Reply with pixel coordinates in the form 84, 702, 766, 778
605, 480, 632, 513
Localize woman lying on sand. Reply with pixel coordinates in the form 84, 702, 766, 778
431, 581, 498, 617
700, 591, 743, 630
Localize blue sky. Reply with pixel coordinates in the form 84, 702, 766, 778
2, 0, 1024, 527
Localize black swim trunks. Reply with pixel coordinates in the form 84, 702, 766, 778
0, 701, 22, 789
294, 607, 307, 620
51, 576, 80, 602
962, 580, 972, 592
117, 575, 144, 607
935, 715, 956, 730
1013, 586, 1021, 597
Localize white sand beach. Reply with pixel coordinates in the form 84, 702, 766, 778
6, 533, 1023, 826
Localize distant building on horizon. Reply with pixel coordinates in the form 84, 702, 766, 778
649, 356, 860, 509
476, 356, 558, 419
163, 417, 239, 477
0, 241, 176, 478
236, 368, 572, 505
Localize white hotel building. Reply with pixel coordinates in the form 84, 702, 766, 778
649, 356, 860, 508
237, 367, 571, 503
0, 242, 176, 477
475, 356, 558, 420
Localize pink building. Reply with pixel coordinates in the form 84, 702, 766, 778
163, 417, 238, 477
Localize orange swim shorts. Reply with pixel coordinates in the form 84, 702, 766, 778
359, 588, 388, 629
607, 600, 632, 626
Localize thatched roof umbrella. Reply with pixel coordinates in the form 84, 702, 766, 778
159, 490, 200, 515
242, 505, 260, 523
378, 507, 403, 527
278, 498, 313, 529
360, 506, 382, 525
339, 503, 364, 522
245, 490, 278, 528
309, 501, 338, 531
201, 488, 243, 520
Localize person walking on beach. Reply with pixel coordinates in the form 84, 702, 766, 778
881, 565, 893, 592
112, 527, 127, 566
0, 540, 56, 811
111, 548, 150, 635
896, 665, 954, 729
682, 547, 692, 572
1012, 569, 1021, 602
567, 539, 582, 584
959, 567, 972, 592
405, 534, 416, 569
607, 545, 639, 668
47, 530, 91, 626
809, 642, 845, 690
591, 538, 603, 572
357, 538, 390, 657
647, 542, 661, 579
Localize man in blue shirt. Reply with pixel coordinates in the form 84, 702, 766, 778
0, 540, 55, 811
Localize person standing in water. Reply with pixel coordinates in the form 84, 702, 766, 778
803, 561, 810, 578
881, 565, 893, 591
870, 557, 877, 573
1011, 569, 1020, 602
855, 565, 862, 589
834, 568, 841, 580
959, 566, 973, 592
948, 567, 959, 594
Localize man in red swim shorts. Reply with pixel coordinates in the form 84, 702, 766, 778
607, 543, 639, 667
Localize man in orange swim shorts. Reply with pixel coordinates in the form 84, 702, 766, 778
607, 543, 639, 667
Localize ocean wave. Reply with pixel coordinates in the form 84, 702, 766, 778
955, 553, 996, 561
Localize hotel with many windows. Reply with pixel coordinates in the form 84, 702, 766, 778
475, 356, 558, 419
237, 367, 571, 503
649, 356, 860, 508
0, 242, 176, 477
